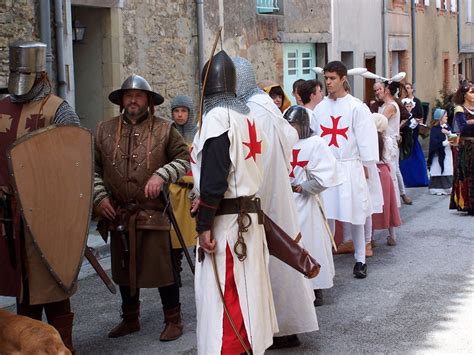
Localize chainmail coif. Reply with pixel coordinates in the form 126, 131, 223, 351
203, 92, 250, 116
231, 56, 264, 103
171, 95, 197, 144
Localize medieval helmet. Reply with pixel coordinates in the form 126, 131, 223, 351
8, 41, 47, 96
283, 105, 312, 139
201, 50, 236, 97
108, 74, 164, 106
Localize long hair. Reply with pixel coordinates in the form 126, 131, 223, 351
378, 132, 385, 162
452, 80, 474, 105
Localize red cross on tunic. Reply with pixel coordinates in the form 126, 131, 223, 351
320, 115, 349, 148
289, 149, 309, 178
242, 119, 262, 162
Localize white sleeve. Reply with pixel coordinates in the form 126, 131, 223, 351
353, 104, 379, 163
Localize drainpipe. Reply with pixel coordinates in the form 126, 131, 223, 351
196, 0, 204, 89
457, 0, 461, 64
53, 0, 67, 99
39, 0, 53, 77
411, 0, 416, 89
382, 0, 388, 77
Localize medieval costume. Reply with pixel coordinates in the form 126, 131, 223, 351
311, 92, 378, 278
399, 98, 429, 187
193, 51, 277, 355
371, 113, 401, 245
232, 57, 317, 347
258, 80, 292, 113
428, 109, 453, 195
450, 105, 474, 213
0, 41, 80, 353
169, 95, 197, 280
284, 106, 343, 291
94, 74, 190, 340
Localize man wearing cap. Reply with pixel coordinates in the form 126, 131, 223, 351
93, 74, 190, 340
0, 41, 79, 353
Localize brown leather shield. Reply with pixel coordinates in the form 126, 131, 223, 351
8, 125, 93, 293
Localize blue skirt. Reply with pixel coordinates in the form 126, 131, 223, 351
400, 127, 429, 187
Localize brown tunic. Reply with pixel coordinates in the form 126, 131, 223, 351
0, 95, 72, 305
95, 114, 189, 288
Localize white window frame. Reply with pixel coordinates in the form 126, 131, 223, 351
424, 0, 430, 5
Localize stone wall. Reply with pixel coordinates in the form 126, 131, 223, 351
120, 0, 198, 118
0, 0, 39, 88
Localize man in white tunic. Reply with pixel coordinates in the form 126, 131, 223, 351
192, 51, 277, 355
232, 56, 318, 349
283, 105, 344, 303
311, 61, 379, 278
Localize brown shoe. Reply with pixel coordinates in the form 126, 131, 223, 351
365, 242, 373, 257
160, 304, 183, 341
108, 302, 141, 338
48, 312, 75, 354
335, 240, 354, 254
401, 194, 412, 205
387, 236, 397, 246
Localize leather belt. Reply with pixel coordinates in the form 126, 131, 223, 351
215, 196, 261, 216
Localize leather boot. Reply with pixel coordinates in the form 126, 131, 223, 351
159, 304, 183, 341
48, 312, 75, 354
108, 302, 141, 338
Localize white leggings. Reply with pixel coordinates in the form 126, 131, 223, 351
328, 219, 366, 264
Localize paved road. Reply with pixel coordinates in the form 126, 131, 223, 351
4, 187, 474, 354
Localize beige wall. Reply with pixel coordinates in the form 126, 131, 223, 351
415, 3, 458, 117
332, 0, 384, 100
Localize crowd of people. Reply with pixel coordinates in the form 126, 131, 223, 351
1, 40, 473, 355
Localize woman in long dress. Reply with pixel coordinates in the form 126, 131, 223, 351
428, 108, 454, 195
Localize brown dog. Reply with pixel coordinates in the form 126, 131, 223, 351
0, 308, 71, 355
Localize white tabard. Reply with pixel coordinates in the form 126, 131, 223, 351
311, 94, 379, 225
192, 107, 278, 355
290, 135, 344, 289
247, 93, 318, 336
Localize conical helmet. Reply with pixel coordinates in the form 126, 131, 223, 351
283, 105, 312, 139
201, 50, 236, 97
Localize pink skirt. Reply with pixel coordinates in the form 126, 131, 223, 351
372, 163, 401, 229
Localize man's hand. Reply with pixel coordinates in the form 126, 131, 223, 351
198, 230, 216, 254
190, 197, 200, 215
98, 197, 116, 220
144, 174, 165, 199
292, 185, 303, 193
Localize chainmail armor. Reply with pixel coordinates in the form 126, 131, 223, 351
10, 75, 80, 126
203, 92, 250, 116
232, 56, 264, 103
171, 95, 197, 143
10, 76, 51, 103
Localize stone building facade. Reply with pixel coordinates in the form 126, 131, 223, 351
0, 0, 331, 130
459, 0, 474, 81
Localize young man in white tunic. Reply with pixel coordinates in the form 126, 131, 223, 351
191, 50, 277, 355
232, 56, 318, 349
283, 105, 344, 304
310, 61, 379, 278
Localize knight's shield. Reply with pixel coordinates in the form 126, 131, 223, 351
8, 125, 93, 293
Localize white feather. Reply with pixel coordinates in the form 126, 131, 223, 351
311, 66, 324, 75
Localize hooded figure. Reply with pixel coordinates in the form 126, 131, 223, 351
170, 95, 197, 144
258, 80, 291, 113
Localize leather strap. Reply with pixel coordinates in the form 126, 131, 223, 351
128, 211, 138, 295
215, 196, 260, 216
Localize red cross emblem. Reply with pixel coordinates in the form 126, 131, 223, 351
243, 119, 262, 162
289, 149, 309, 178
320, 115, 349, 148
